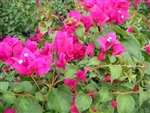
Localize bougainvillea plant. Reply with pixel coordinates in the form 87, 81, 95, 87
0, 0, 150, 113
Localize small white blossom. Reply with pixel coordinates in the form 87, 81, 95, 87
18, 59, 23, 64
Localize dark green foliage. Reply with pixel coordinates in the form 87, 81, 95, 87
0, 0, 39, 38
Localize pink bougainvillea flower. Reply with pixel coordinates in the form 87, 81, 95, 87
54, 31, 87, 69
98, 32, 126, 60
145, 44, 150, 54
112, 41, 126, 56
36, 27, 41, 33
40, 42, 53, 55
68, 10, 83, 21
98, 32, 116, 51
111, 100, 117, 108
116, 10, 130, 25
53, 31, 74, 61
14, 79, 20, 83
81, 15, 93, 32
36, 0, 41, 6
91, 5, 109, 27
12, 48, 36, 74
75, 70, 87, 82
70, 98, 79, 113
63, 21, 80, 35
127, 27, 135, 33
25, 39, 38, 53
73, 43, 86, 60
3, 108, 16, 113
0, 35, 3, 40
148, 24, 150, 29
55, 53, 67, 70
97, 50, 106, 61
92, 107, 98, 112
112, 2, 130, 24
3, 36, 19, 47
3, 66, 9, 72
3, 36, 23, 57
0, 42, 12, 62
36, 33, 43, 42
105, 74, 118, 83
98, 36, 108, 50
135, 0, 142, 3
86, 43, 95, 56
83, 0, 96, 10
133, 84, 138, 91
105, 75, 111, 83
26, 57, 51, 76
64, 78, 78, 91
146, 0, 150, 7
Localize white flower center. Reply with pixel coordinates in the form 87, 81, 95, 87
121, 15, 124, 19
107, 37, 112, 42
24, 53, 28, 57
108, 37, 112, 40
107, 39, 111, 42
118, 10, 121, 13
18, 59, 23, 64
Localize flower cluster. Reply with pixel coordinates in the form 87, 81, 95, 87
53, 31, 87, 69
97, 32, 126, 61
0, 36, 52, 76
81, 0, 131, 26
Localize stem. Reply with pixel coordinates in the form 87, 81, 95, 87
112, 91, 139, 95
52, 78, 65, 87
53, 51, 56, 76
31, 75, 45, 99
14, 93, 34, 97
84, 90, 150, 96
88, 64, 146, 71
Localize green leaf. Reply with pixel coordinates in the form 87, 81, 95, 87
16, 96, 42, 113
41, 27, 48, 35
28, 103, 43, 113
75, 22, 85, 38
0, 103, 5, 113
75, 92, 92, 112
16, 97, 32, 112
87, 57, 100, 66
139, 87, 150, 106
117, 95, 135, 113
145, 61, 150, 74
78, 59, 89, 65
35, 92, 44, 102
120, 82, 134, 89
109, 55, 116, 63
64, 64, 79, 79
13, 83, 24, 93
89, 27, 97, 33
89, 71, 97, 79
99, 87, 112, 102
107, 105, 114, 113
112, 25, 129, 36
2, 91, 16, 104
109, 65, 122, 82
85, 83, 97, 92
121, 34, 142, 60
21, 81, 32, 93
0, 82, 9, 92
47, 86, 72, 113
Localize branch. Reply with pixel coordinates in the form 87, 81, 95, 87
14, 93, 34, 97
31, 75, 45, 99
